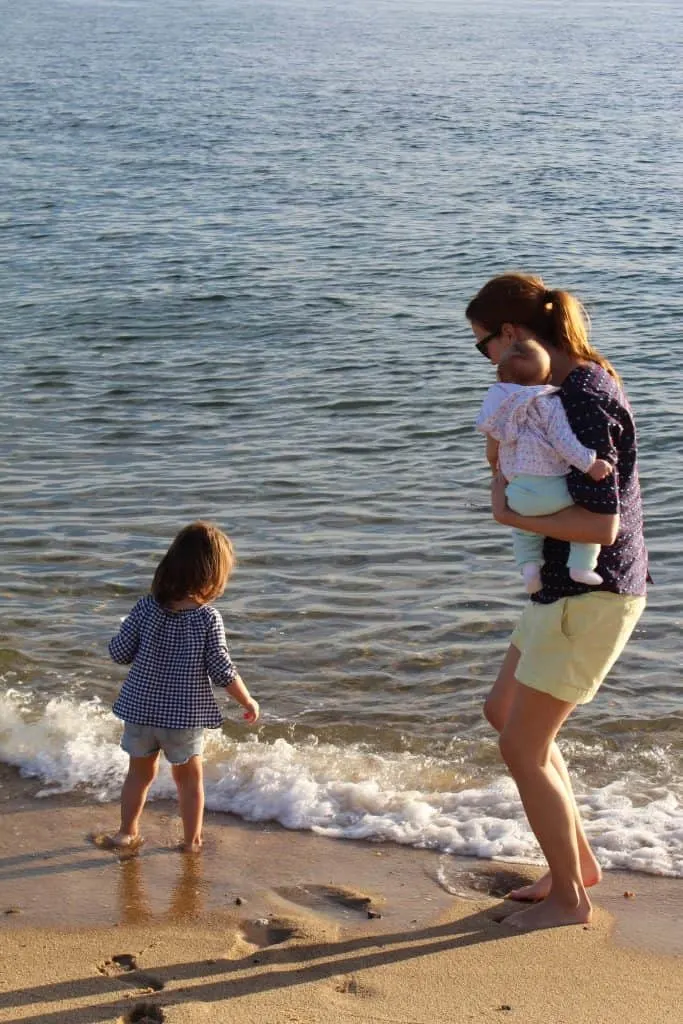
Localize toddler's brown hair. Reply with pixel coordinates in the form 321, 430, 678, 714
152, 522, 236, 606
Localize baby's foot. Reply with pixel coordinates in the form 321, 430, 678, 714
521, 563, 542, 594
569, 568, 603, 586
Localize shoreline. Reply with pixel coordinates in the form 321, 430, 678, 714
1, 789, 682, 1024
0, 782, 682, 953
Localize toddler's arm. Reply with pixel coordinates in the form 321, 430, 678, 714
205, 609, 259, 722
108, 601, 143, 664
227, 673, 260, 723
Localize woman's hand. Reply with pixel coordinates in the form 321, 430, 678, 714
491, 471, 511, 524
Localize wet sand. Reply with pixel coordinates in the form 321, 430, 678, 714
0, 782, 681, 1024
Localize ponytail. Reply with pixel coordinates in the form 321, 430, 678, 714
546, 288, 620, 382
466, 273, 620, 382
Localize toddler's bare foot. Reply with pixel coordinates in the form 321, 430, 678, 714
90, 831, 144, 854
507, 860, 602, 902
178, 839, 203, 854
503, 892, 592, 932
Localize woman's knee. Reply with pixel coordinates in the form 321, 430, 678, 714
483, 644, 521, 733
499, 727, 536, 774
483, 695, 506, 732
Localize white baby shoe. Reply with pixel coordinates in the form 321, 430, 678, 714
569, 568, 603, 586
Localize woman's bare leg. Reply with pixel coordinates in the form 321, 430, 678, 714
510, 744, 602, 900
499, 684, 592, 929
171, 756, 204, 853
485, 645, 601, 901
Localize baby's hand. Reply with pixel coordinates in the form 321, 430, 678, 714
242, 698, 260, 724
588, 458, 613, 481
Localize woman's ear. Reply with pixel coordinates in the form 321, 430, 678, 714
498, 323, 518, 348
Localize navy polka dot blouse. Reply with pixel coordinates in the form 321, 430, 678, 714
534, 363, 648, 604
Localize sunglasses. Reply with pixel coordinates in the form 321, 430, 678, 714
475, 329, 500, 359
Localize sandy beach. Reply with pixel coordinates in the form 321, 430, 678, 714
0, 775, 681, 1024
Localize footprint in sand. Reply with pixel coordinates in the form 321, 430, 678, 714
119, 1003, 165, 1024
436, 859, 537, 901
333, 973, 375, 998
239, 917, 297, 949
276, 884, 382, 921
97, 954, 164, 992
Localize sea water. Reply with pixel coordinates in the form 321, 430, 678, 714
1, 0, 682, 876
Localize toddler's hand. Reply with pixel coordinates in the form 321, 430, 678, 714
588, 458, 613, 481
242, 698, 260, 724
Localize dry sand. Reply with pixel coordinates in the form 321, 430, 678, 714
0, 782, 681, 1024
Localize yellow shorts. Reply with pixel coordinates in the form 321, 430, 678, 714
510, 591, 646, 705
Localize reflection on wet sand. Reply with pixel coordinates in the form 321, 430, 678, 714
118, 853, 204, 925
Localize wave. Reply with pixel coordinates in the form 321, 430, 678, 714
1, 688, 681, 878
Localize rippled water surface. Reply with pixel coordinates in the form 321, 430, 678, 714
1, 0, 682, 874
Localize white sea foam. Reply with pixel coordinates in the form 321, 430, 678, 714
1, 688, 681, 877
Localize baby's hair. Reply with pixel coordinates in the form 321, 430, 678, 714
497, 338, 551, 386
152, 521, 236, 607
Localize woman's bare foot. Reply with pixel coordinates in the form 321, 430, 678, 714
507, 859, 602, 902
503, 891, 593, 932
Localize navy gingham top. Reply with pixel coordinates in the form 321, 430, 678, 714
534, 363, 648, 604
110, 596, 238, 728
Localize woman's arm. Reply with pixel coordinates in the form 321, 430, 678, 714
491, 473, 619, 546
485, 435, 500, 473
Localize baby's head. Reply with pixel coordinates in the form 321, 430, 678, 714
497, 338, 551, 386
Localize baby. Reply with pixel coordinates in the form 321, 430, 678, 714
476, 339, 613, 594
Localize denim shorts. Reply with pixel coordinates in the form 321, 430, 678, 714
121, 723, 206, 765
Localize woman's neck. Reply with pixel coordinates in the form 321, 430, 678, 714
548, 349, 584, 386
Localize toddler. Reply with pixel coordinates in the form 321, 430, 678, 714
104, 521, 258, 853
476, 339, 613, 593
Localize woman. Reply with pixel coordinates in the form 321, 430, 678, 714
466, 273, 647, 931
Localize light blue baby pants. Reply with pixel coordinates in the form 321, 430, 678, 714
506, 473, 600, 571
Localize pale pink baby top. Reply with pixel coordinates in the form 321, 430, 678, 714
475, 382, 596, 479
